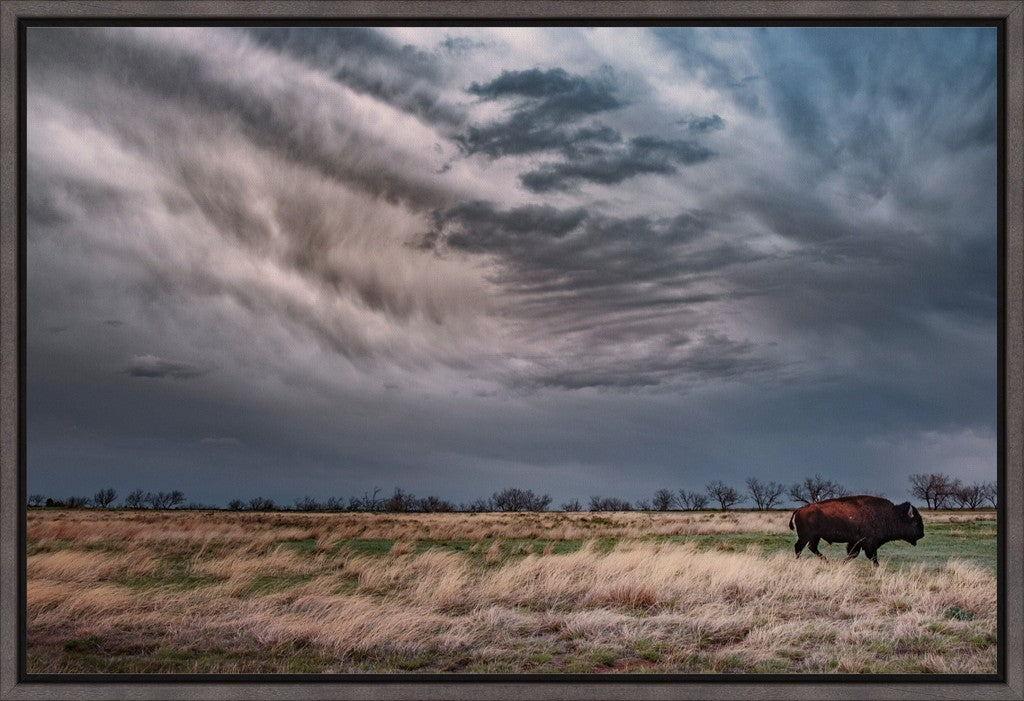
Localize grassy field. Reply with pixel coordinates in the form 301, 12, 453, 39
26, 508, 997, 675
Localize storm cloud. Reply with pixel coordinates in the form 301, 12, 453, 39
25, 26, 998, 506
520, 136, 715, 192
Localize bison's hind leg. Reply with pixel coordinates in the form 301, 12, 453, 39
807, 538, 828, 562
844, 539, 864, 562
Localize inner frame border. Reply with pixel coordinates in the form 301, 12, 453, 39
1, 3, 1021, 700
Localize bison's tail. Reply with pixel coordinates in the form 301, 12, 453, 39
788, 511, 796, 530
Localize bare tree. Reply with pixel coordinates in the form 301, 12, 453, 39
935, 478, 962, 509
560, 498, 582, 512
952, 482, 987, 509
417, 495, 455, 512
294, 496, 321, 511
980, 481, 997, 508
92, 488, 117, 509
677, 489, 708, 510
247, 496, 275, 511
385, 487, 419, 512
788, 474, 847, 505
227, 498, 245, 511
909, 473, 959, 510
652, 488, 675, 511
28, 494, 45, 507
145, 490, 185, 509
745, 478, 786, 510
705, 481, 743, 510
64, 496, 90, 509
123, 489, 146, 509
465, 497, 494, 512
360, 487, 384, 512
589, 496, 632, 511
491, 487, 551, 512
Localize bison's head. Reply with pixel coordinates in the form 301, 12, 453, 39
897, 502, 925, 545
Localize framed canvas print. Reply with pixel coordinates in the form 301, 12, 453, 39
1, 1, 1021, 700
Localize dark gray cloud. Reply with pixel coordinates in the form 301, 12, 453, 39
427, 200, 729, 290
520, 136, 714, 192
458, 67, 624, 157
123, 355, 208, 380
458, 117, 621, 158
460, 65, 717, 192
424, 201, 774, 389
516, 333, 778, 391
438, 35, 489, 57
681, 114, 726, 132
468, 67, 623, 120
246, 27, 465, 126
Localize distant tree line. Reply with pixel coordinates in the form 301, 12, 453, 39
613, 474, 844, 512
908, 473, 997, 510
28, 489, 188, 510
26, 473, 997, 512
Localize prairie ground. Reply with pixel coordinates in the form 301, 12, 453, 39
27, 509, 997, 674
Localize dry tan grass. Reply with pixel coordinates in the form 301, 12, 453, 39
26, 509, 997, 674
27, 507, 991, 548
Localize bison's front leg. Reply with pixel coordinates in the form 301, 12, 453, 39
807, 538, 828, 562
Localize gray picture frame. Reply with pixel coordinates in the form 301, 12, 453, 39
1, 2, 1021, 699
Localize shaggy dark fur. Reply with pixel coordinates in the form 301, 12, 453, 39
788, 495, 925, 565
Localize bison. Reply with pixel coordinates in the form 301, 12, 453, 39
789, 495, 924, 565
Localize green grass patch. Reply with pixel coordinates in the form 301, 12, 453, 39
64, 635, 101, 652
27, 539, 73, 556
117, 571, 224, 591
658, 520, 996, 574
528, 651, 554, 665
945, 605, 975, 621
116, 553, 225, 591
589, 647, 617, 667
335, 539, 395, 557
858, 521, 996, 573
392, 650, 436, 671
634, 638, 662, 662
281, 538, 317, 555
244, 573, 314, 596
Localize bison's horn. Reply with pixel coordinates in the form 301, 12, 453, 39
908, 505, 914, 518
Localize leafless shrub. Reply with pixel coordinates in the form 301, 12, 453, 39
678, 489, 709, 510
788, 474, 847, 505
705, 481, 743, 510
745, 478, 786, 510
92, 488, 117, 509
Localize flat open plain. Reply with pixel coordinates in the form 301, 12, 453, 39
26, 508, 997, 674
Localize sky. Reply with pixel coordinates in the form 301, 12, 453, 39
25, 25, 998, 508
